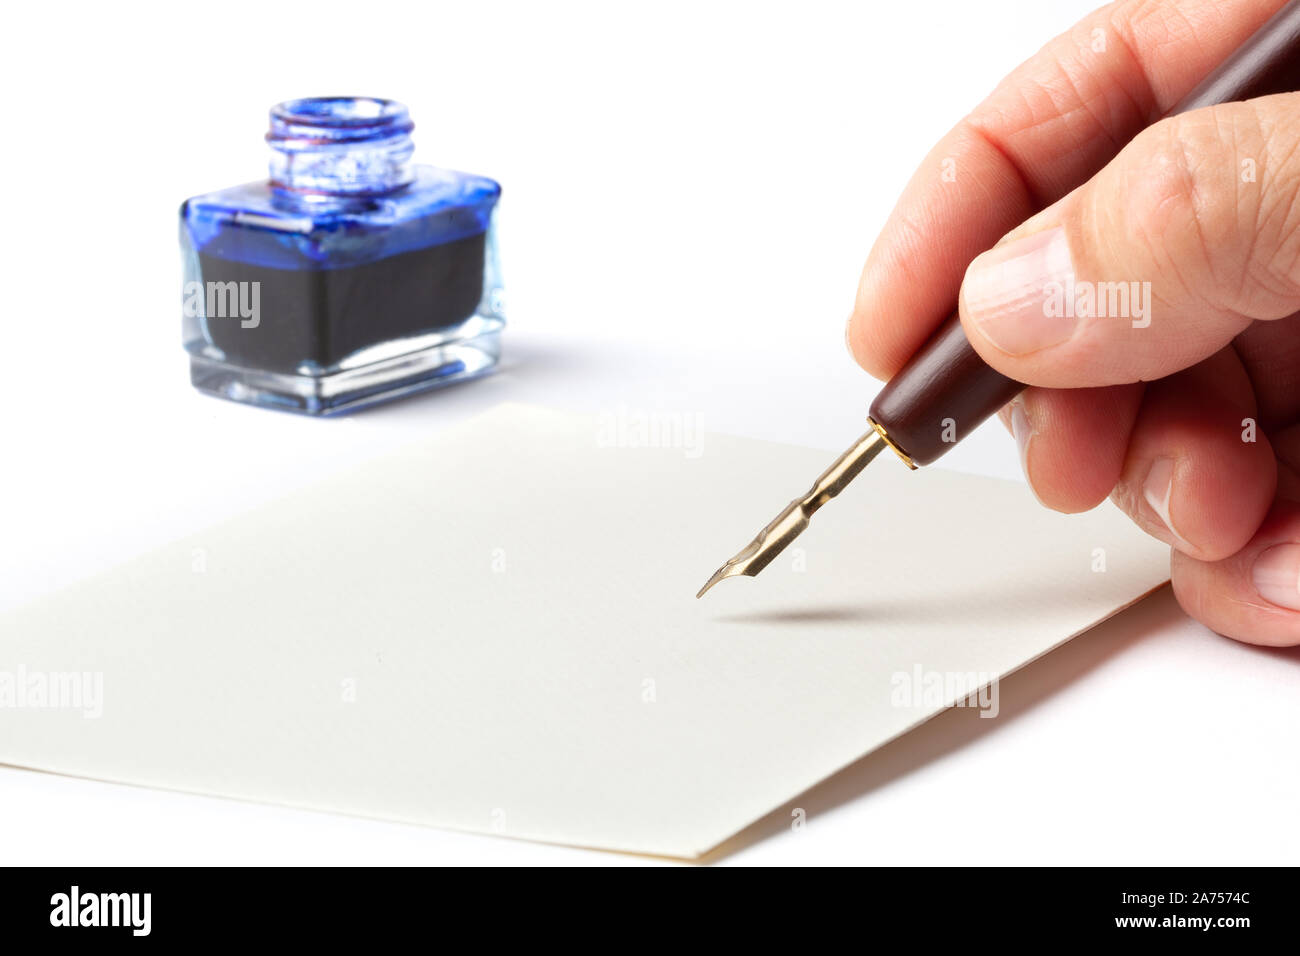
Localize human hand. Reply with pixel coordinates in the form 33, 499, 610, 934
846, 0, 1300, 645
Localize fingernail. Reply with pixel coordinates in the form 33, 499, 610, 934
961, 227, 1077, 355
1142, 457, 1192, 549
1253, 544, 1300, 611
1009, 400, 1043, 503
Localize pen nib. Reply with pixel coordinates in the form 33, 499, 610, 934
695, 567, 732, 599
696, 499, 810, 597
696, 427, 889, 598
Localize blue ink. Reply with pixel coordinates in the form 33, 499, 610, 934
180, 97, 504, 415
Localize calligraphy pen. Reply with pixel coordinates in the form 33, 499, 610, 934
698, 0, 1300, 597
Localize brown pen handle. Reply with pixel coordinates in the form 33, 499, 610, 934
867, 0, 1300, 468
868, 313, 1020, 467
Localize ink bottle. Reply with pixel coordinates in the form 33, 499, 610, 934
180, 97, 504, 415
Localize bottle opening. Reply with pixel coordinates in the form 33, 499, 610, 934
267, 97, 415, 199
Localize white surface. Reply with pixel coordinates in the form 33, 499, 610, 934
0, 404, 1168, 858
1, 0, 1298, 864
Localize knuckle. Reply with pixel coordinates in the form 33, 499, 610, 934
1116, 112, 1238, 295
1244, 98, 1300, 311
1104, 100, 1300, 316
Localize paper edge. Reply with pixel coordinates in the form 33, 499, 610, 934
0, 401, 1174, 860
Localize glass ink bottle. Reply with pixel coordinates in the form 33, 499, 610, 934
180, 97, 504, 415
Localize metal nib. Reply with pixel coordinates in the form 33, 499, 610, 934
696, 428, 889, 597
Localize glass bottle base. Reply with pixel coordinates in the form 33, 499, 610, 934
189, 323, 502, 416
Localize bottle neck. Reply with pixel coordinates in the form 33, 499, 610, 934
267, 97, 415, 203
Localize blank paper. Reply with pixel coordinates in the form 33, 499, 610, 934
0, 403, 1168, 857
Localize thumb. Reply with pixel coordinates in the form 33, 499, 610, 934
957, 93, 1300, 388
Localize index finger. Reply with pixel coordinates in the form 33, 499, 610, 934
846, 0, 1287, 380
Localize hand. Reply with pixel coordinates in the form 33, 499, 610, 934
846, 0, 1300, 645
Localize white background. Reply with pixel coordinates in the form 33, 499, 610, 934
2, 0, 1298, 865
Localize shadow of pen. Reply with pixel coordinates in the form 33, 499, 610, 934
696, 584, 1196, 864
